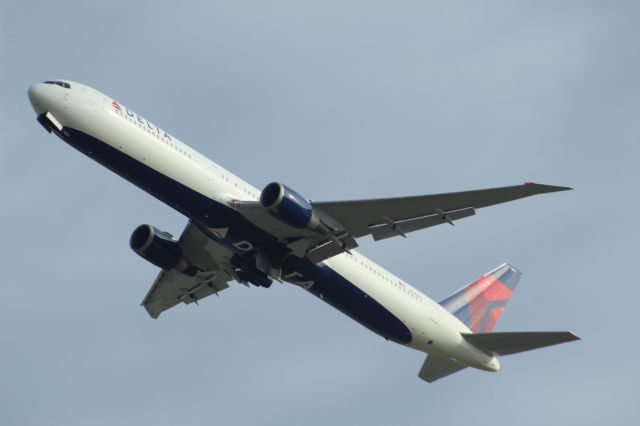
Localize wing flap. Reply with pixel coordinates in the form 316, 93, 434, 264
369, 207, 476, 241
142, 269, 232, 319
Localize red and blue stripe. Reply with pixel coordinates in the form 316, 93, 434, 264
439, 264, 521, 333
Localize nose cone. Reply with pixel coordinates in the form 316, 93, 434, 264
28, 83, 47, 114
28, 82, 66, 115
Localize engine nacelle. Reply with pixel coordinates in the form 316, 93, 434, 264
130, 224, 197, 275
260, 182, 321, 230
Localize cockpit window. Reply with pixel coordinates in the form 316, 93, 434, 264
44, 80, 71, 89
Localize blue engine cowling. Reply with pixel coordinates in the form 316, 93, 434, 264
260, 182, 317, 229
130, 224, 197, 275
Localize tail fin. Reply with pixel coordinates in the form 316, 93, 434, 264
439, 263, 521, 333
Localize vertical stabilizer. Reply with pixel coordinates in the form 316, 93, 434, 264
439, 264, 521, 333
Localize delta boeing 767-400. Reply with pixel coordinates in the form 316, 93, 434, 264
28, 80, 578, 382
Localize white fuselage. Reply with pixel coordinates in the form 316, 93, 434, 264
28, 80, 499, 372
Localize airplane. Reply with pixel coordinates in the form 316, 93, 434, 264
28, 80, 579, 382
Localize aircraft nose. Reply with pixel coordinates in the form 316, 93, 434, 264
28, 81, 70, 115
28, 83, 50, 115
29, 82, 69, 133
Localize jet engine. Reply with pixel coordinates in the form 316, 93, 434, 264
260, 182, 326, 231
130, 224, 197, 275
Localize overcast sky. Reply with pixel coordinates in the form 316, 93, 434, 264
1, 1, 639, 425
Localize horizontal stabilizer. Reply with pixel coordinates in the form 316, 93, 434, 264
462, 331, 580, 356
418, 354, 467, 383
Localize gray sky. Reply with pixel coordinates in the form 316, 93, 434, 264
1, 1, 639, 425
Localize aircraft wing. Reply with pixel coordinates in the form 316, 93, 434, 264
141, 222, 234, 318
236, 182, 571, 264
313, 183, 571, 239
